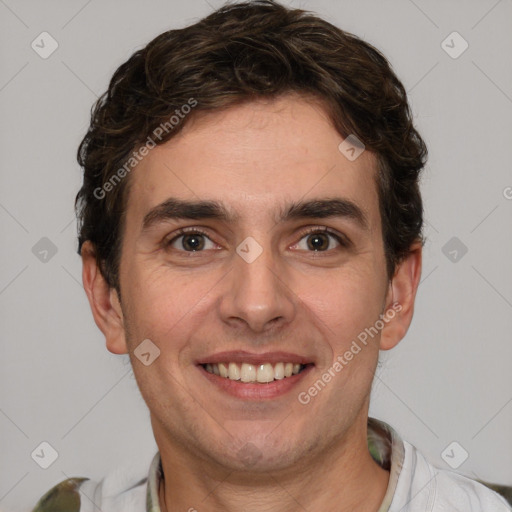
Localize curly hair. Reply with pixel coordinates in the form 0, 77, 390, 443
76, 0, 427, 292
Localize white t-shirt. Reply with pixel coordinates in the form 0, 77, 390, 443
32, 417, 512, 512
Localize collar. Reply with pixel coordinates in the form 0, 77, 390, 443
146, 417, 405, 512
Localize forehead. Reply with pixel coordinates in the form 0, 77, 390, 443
124, 94, 380, 229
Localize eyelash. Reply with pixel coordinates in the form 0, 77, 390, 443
164, 226, 350, 252
302, 226, 350, 250
164, 227, 213, 250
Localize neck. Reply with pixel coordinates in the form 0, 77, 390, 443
156, 415, 390, 512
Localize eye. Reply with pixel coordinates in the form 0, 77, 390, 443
292, 228, 347, 252
166, 229, 217, 252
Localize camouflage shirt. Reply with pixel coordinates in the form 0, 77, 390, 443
31, 417, 511, 512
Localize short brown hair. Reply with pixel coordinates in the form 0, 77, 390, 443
76, 0, 427, 292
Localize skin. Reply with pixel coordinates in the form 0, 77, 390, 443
82, 93, 422, 512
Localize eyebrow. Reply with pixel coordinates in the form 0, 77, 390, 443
141, 197, 369, 232
283, 198, 368, 230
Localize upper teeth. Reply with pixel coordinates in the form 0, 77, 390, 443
204, 362, 304, 383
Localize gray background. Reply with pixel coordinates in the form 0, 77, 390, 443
1, 0, 511, 510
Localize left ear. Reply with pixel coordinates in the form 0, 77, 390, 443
380, 241, 422, 350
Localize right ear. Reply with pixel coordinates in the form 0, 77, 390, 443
81, 241, 128, 354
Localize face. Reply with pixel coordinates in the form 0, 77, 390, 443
86, 94, 417, 475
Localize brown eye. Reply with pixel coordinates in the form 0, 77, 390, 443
292, 229, 345, 252
180, 234, 205, 251
167, 231, 216, 252
306, 233, 331, 251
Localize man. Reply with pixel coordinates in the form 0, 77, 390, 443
32, 1, 511, 511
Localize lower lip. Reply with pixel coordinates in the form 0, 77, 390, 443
198, 364, 314, 400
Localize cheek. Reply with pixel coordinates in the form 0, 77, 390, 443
299, 267, 386, 346
121, 259, 227, 356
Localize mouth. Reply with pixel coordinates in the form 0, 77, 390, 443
202, 361, 309, 383
196, 351, 314, 400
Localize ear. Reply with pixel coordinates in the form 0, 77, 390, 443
380, 241, 422, 351
81, 241, 128, 355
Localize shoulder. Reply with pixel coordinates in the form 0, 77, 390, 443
393, 439, 512, 511
31, 453, 156, 512
31, 477, 90, 512
433, 469, 512, 510
31, 471, 146, 512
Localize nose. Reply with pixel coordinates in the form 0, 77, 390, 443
218, 243, 296, 334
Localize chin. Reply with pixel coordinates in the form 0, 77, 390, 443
205, 427, 313, 474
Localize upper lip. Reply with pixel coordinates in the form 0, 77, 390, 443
197, 350, 314, 366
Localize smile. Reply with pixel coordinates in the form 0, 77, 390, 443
197, 351, 314, 399
202, 362, 306, 383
